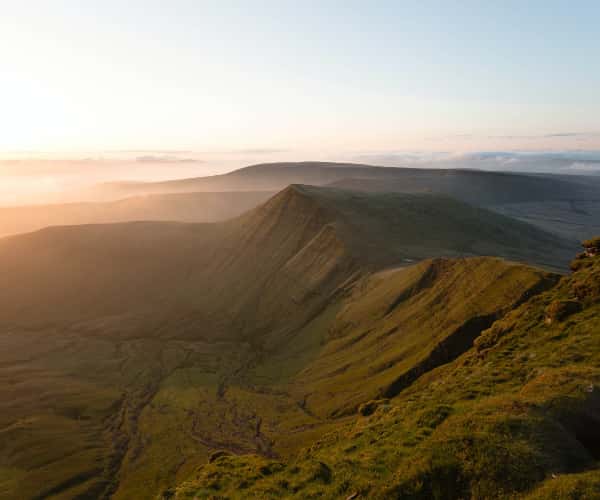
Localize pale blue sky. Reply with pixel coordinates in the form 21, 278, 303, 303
1, 1, 599, 154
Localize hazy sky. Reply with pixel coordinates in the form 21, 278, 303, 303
1, 0, 599, 156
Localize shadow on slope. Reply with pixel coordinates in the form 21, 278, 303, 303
173, 240, 600, 499
0, 185, 575, 332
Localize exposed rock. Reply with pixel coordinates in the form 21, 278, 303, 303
583, 237, 600, 257
545, 300, 582, 324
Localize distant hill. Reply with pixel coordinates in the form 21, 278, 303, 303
90, 162, 386, 198
328, 175, 600, 241
93, 162, 599, 206
0, 185, 584, 499
325, 170, 600, 205
84, 161, 600, 241
0, 190, 273, 237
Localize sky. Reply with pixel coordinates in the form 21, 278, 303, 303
1, 0, 599, 153
0, 1, 599, 202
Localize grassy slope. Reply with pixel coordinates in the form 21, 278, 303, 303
172, 245, 600, 499
293, 185, 576, 271
0, 186, 574, 330
0, 186, 581, 499
286, 258, 557, 418
7, 256, 555, 500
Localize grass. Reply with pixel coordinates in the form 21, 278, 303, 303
171, 244, 600, 499
286, 256, 556, 417
0, 186, 589, 498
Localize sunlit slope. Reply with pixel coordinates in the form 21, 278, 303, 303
0, 190, 273, 237
287, 257, 557, 417
172, 241, 600, 499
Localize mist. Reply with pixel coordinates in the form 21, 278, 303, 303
3, 149, 600, 207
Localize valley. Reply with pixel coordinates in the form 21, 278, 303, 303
0, 182, 592, 498
172, 237, 600, 499
4, 4, 600, 498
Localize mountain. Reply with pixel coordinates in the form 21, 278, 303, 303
87, 161, 600, 241
171, 238, 600, 499
329, 176, 600, 241
0, 190, 273, 238
94, 162, 599, 206
0, 185, 575, 331
325, 170, 600, 206
89, 162, 385, 198
0, 186, 585, 499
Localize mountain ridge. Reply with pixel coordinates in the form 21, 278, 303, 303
0, 184, 591, 499
169, 240, 600, 500
90, 161, 600, 205
0, 184, 575, 331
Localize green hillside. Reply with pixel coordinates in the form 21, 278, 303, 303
0, 186, 586, 499
285, 257, 558, 418
0, 186, 574, 331
170, 241, 600, 499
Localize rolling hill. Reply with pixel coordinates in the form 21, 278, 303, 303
94, 162, 600, 206
0, 185, 586, 499
11, 162, 598, 241
0, 185, 576, 331
328, 176, 600, 241
85, 161, 600, 242
0, 190, 273, 238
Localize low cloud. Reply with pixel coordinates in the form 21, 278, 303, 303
227, 148, 289, 155
545, 132, 580, 138
135, 155, 201, 164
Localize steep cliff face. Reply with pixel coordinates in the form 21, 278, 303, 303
288, 257, 558, 417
